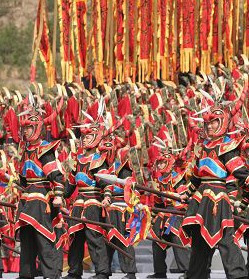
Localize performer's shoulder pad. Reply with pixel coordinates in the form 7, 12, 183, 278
218, 135, 244, 156
37, 140, 60, 159
172, 170, 185, 186
89, 152, 107, 170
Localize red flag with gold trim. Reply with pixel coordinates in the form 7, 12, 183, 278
200, 0, 213, 73
180, 0, 195, 72
58, 0, 75, 82
74, 0, 87, 77
139, 0, 152, 82
32, 0, 55, 87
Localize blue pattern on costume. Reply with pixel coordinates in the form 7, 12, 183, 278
40, 140, 50, 146
93, 153, 101, 160
199, 158, 227, 178
75, 172, 95, 187
113, 185, 124, 193
22, 160, 45, 177
172, 171, 178, 178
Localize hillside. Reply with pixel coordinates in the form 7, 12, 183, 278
0, 0, 46, 89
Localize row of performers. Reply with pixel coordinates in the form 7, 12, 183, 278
1, 96, 249, 279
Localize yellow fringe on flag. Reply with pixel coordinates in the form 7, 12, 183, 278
180, 48, 193, 72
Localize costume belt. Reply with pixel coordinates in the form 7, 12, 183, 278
26, 178, 50, 185
201, 178, 226, 186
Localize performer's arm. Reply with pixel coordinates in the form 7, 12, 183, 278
222, 149, 249, 210
40, 150, 65, 197
185, 158, 201, 198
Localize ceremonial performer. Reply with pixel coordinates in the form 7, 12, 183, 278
181, 94, 249, 279
63, 109, 111, 279
15, 97, 65, 279
147, 149, 190, 279
98, 133, 138, 279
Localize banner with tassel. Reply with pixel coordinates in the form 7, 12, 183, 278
223, 0, 233, 68
180, 0, 195, 72
93, 0, 104, 85
115, 0, 125, 83
58, 0, 75, 83
200, 0, 214, 73
31, 0, 45, 83
74, 0, 87, 78
32, 0, 249, 85
36, 0, 55, 87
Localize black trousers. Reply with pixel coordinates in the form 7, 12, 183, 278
68, 228, 109, 278
152, 233, 190, 274
151, 214, 190, 275
37, 228, 63, 277
187, 226, 247, 279
106, 209, 137, 276
19, 225, 59, 279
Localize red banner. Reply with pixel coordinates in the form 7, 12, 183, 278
140, 0, 152, 60
58, 0, 75, 82
116, 0, 124, 62
128, 0, 136, 63
75, 0, 87, 76
212, 0, 219, 55
33, 0, 55, 86
100, 0, 108, 54
182, 0, 195, 49
200, 0, 213, 51
159, 0, 167, 57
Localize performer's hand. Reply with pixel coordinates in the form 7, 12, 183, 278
180, 194, 188, 203
102, 197, 111, 208
236, 207, 242, 214
53, 196, 63, 207
136, 203, 144, 211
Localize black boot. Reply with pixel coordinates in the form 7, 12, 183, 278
146, 274, 167, 279
62, 275, 82, 279
122, 273, 136, 279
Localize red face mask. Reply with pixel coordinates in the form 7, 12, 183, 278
203, 107, 229, 138
20, 114, 43, 142
80, 124, 104, 149
155, 152, 175, 174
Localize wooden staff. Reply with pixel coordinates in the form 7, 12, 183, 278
103, 238, 134, 260
62, 214, 114, 229
2, 243, 20, 255
135, 185, 188, 204
0, 201, 17, 209
152, 207, 186, 216
241, 246, 248, 252
2, 234, 15, 242
146, 236, 188, 250
152, 206, 249, 227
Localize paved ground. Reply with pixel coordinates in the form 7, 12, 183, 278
1, 272, 228, 279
